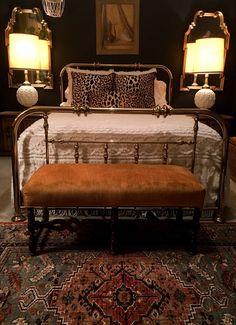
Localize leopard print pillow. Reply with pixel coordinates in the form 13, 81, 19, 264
89, 90, 120, 108
67, 68, 114, 108
115, 69, 156, 108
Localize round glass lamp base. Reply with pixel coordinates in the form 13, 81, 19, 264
194, 88, 216, 109
16, 85, 38, 107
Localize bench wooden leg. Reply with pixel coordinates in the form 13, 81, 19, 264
42, 208, 49, 223
111, 207, 118, 255
191, 208, 201, 254
27, 208, 38, 255
176, 208, 183, 227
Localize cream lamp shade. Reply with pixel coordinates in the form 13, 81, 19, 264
9, 33, 40, 70
185, 42, 199, 87
8, 33, 40, 107
185, 42, 196, 73
193, 37, 224, 109
194, 37, 225, 74
39, 39, 50, 70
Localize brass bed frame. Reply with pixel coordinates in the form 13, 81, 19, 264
11, 63, 228, 225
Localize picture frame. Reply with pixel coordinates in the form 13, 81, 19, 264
96, 0, 140, 55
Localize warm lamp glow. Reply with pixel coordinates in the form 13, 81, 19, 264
39, 39, 50, 70
194, 37, 224, 74
185, 43, 196, 73
9, 33, 40, 70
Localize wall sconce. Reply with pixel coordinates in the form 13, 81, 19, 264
180, 11, 230, 95
5, 7, 53, 97
185, 37, 225, 109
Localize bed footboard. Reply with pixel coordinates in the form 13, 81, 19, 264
11, 106, 228, 253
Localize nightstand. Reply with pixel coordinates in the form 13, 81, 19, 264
199, 113, 234, 137
0, 111, 40, 156
220, 114, 235, 136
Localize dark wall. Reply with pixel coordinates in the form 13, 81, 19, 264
1, 0, 236, 114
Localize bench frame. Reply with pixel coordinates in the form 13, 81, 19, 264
12, 106, 228, 254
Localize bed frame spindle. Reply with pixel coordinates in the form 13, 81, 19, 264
74, 143, 79, 163
134, 143, 139, 164
163, 144, 169, 164
191, 117, 199, 173
104, 143, 108, 164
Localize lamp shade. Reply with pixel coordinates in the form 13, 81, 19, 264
39, 39, 50, 70
185, 42, 196, 73
9, 33, 40, 70
194, 37, 224, 74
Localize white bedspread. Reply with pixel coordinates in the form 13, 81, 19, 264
17, 112, 222, 206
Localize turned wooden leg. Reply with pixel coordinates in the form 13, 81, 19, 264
176, 208, 183, 226
27, 208, 37, 255
191, 208, 201, 254
111, 207, 118, 255
42, 208, 49, 223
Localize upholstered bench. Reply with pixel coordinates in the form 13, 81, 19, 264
23, 163, 205, 255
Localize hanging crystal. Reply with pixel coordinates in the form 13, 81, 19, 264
42, 0, 65, 18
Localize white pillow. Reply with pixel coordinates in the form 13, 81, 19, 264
154, 80, 167, 107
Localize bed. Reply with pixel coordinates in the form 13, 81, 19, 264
12, 63, 228, 222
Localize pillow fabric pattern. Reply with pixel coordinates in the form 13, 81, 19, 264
115, 69, 156, 108
67, 68, 114, 108
89, 90, 120, 108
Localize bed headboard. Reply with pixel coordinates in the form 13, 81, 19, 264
59, 62, 173, 106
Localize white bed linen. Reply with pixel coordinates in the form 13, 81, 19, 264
17, 112, 222, 206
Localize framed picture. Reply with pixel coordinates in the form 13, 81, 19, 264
96, 0, 140, 55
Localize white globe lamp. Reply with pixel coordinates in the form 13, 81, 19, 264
16, 85, 38, 107
194, 88, 216, 109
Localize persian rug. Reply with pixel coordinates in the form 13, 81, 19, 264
0, 221, 236, 325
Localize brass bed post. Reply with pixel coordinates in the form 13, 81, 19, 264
170, 108, 228, 222
191, 115, 199, 174
43, 113, 49, 164
12, 112, 24, 221
195, 109, 228, 222
11, 109, 36, 221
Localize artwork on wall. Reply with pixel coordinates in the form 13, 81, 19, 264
96, 0, 140, 55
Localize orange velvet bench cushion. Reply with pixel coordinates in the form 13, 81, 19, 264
22, 163, 205, 208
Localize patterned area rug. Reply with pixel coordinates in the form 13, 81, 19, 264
1, 221, 236, 324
